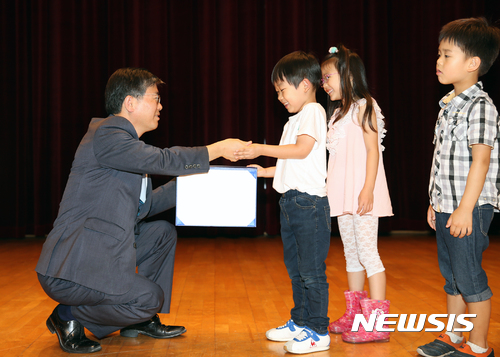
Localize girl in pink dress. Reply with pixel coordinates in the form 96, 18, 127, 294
320, 45, 393, 344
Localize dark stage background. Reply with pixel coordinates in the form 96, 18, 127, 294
2, 0, 500, 239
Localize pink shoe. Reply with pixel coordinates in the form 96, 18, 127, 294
341, 298, 390, 343
329, 290, 368, 334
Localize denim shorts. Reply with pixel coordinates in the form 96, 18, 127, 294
435, 204, 494, 303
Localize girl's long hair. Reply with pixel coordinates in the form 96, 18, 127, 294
322, 45, 376, 132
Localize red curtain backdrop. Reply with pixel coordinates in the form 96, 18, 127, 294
2, 0, 499, 238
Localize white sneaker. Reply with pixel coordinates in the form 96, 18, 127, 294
266, 319, 305, 342
283, 327, 330, 354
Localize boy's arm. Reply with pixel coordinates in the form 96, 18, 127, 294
234, 134, 316, 160
446, 144, 491, 238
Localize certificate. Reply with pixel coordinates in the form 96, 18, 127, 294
176, 166, 257, 227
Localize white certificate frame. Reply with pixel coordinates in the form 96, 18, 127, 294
176, 166, 257, 227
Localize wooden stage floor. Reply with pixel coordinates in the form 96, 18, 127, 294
1, 233, 499, 356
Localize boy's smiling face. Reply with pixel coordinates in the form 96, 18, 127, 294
274, 79, 312, 114
436, 39, 479, 94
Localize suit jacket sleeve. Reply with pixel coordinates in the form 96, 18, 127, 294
93, 117, 210, 176
148, 179, 177, 217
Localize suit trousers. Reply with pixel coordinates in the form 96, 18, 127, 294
38, 220, 177, 339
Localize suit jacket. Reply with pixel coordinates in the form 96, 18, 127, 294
36, 116, 209, 294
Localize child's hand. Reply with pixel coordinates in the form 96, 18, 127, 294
446, 206, 473, 238
357, 188, 374, 215
222, 139, 252, 162
247, 164, 265, 177
427, 205, 436, 230
247, 164, 275, 178
234, 143, 261, 160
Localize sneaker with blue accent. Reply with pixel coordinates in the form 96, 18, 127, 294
283, 326, 330, 354
266, 319, 305, 342
417, 334, 465, 357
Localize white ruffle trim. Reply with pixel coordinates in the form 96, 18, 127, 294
326, 98, 386, 155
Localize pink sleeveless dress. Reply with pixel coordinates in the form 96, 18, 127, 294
326, 98, 393, 217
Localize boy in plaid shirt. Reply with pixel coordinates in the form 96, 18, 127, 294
417, 18, 500, 357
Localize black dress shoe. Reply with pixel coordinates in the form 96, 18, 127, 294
46, 307, 102, 354
120, 314, 186, 339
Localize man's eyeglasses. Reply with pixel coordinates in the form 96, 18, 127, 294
142, 93, 161, 103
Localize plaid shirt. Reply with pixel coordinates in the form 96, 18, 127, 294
429, 82, 500, 213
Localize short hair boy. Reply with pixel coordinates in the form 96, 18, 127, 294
418, 17, 500, 357
235, 51, 331, 354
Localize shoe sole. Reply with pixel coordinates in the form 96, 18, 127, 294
46, 316, 102, 354
266, 336, 295, 342
342, 338, 390, 344
120, 327, 187, 339
415, 347, 455, 357
283, 345, 330, 354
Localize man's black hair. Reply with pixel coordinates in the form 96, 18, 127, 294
105, 68, 164, 115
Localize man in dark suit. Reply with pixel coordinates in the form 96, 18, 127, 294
36, 68, 247, 353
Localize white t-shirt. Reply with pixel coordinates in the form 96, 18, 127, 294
273, 102, 327, 197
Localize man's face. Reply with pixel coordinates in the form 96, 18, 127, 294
134, 85, 162, 135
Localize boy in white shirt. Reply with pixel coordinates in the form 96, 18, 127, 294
235, 51, 330, 354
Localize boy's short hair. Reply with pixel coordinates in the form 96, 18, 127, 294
271, 51, 321, 90
439, 17, 500, 76
105, 68, 164, 115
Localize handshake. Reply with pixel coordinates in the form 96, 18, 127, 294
208, 139, 262, 162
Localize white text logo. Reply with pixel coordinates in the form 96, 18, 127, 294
352, 314, 476, 332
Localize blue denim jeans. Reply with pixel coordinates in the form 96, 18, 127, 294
279, 190, 331, 334
435, 204, 494, 303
